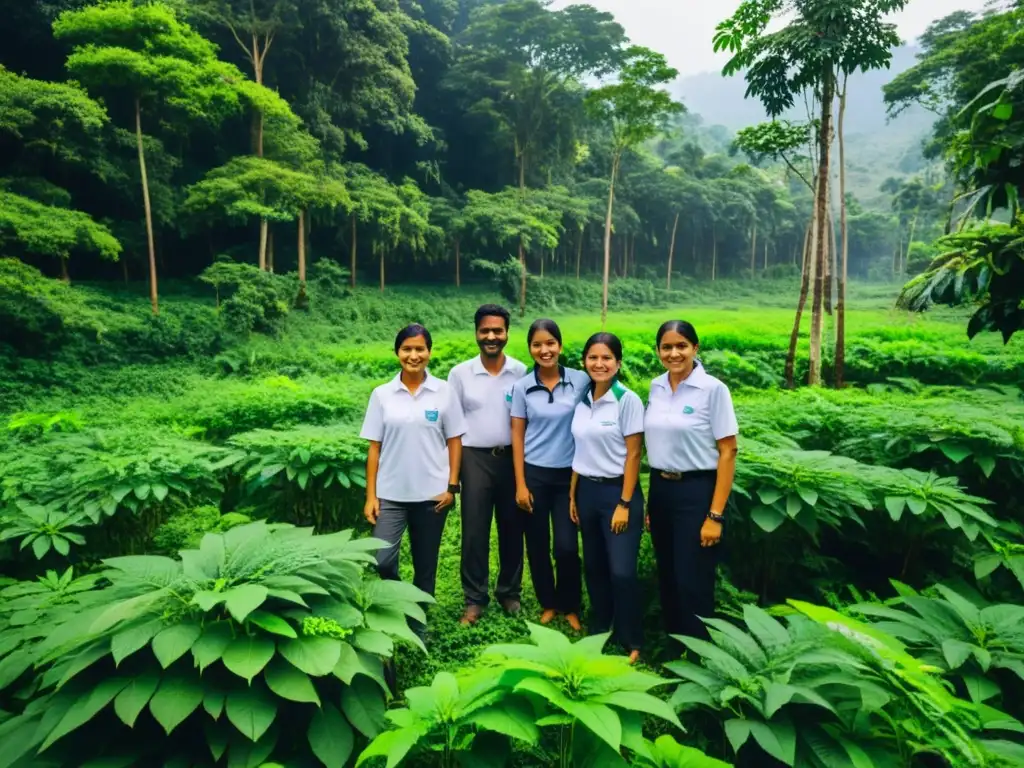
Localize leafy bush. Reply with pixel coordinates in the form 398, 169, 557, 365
0, 521, 433, 768
200, 262, 291, 336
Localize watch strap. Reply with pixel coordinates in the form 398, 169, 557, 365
448, 483, 461, 494
707, 511, 725, 523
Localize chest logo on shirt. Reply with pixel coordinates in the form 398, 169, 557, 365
682, 405, 695, 415
424, 410, 439, 422
600, 420, 617, 427
505, 391, 513, 403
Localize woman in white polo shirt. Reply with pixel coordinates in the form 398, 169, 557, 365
644, 320, 738, 644
360, 323, 466, 639
569, 332, 645, 663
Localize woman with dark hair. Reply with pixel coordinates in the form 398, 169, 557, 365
510, 318, 590, 630
569, 332, 645, 663
360, 323, 466, 638
644, 320, 738, 643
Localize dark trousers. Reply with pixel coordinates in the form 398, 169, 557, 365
648, 470, 721, 642
523, 464, 581, 614
460, 447, 523, 606
576, 478, 644, 651
374, 499, 448, 637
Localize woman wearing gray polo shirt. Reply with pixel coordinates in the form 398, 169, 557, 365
644, 320, 738, 644
360, 323, 466, 638
569, 332, 645, 663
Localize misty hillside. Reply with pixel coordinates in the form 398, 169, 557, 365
677, 45, 937, 208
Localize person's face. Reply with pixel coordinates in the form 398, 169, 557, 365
657, 330, 697, 375
476, 315, 508, 358
529, 330, 561, 369
397, 334, 431, 375
584, 343, 620, 384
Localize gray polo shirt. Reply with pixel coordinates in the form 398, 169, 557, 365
359, 372, 467, 502
644, 365, 738, 472
447, 354, 527, 448
570, 381, 644, 479
510, 366, 590, 468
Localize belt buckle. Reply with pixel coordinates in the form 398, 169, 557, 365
491, 446, 506, 457
661, 471, 683, 481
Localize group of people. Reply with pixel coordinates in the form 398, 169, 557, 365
359, 304, 739, 662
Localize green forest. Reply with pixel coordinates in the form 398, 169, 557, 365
1, 0, 1023, 766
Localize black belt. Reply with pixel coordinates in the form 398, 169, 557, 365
651, 469, 717, 481
467, 445, 511, 457
580, 474, 624, 484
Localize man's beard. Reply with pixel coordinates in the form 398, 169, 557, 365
478, 339, 506, 358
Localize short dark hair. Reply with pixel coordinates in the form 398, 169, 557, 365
582, 332, 623, 363
474, 304, 510, 330
394, 323, 432, 353
527, 318, 562, 345
656, 320, 699, 348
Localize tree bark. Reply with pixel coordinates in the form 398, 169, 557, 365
808, 67, 835, 386
576, 225, 584, 279
258, 218, 268, 271
785, 220, 814, 388
600, 151, 620, 329
711, 224, 718, 281
825, 203, 836, 315
350, 214, 357, 288
750, 222, 757, 278
629, 233, 635, 278
836, 76, 849, 388
266, 225, 275, 273
59, 255, 70, 283
136, 98, 158, 315
455, 238, 461, 287
297, 209, 307, 283
518, 239, 527, 317
666, 211, 680, 290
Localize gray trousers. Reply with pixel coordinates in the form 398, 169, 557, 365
373, 499, 448, 603
460, 446, 524, 607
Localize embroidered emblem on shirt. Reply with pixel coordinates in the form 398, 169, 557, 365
682, 405, 695, 414
425, 410, 439, 422
600, 420, 617, 427
505, 391, 513, 402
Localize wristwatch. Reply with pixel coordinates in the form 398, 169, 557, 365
707, 511, 725, 523
618, 498, 631, 507
448, 483, 461, 495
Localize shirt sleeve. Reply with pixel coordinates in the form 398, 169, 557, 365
359, 389, 384, 442
708, 383, 739, 440
620, 391, 645, 437
447, 365, 466, 419
442, 385, 467, 439
510, 381, 527, 419
569, 368, 592, 403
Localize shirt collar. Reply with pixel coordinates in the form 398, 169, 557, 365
653, 362, 706, 392
390, 371, 440, 393
471, 354, 512, 376
531, 363, 569, 387
582, 379, 626, 407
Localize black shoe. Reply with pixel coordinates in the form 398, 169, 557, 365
500, 598, 521, 615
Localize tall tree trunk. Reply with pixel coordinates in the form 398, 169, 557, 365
666, 211, 680, 290
60, 255, 70, 283
576, 225, 584, 279
785, 220, 814, 388
836, 76, 849, 388
136, 98, 158, 315
518, 240, 527, 317
455, 238, 461, 287
808, 68, 835, 386
711, 225, 718, 281
600, 152, 620, 329
825, 204, 835, 315
540, 249, 545, 277
750, 222, 757, 278
266, 226, 275, 273
297, 210, 306, 283
629, 234, 635, 278
350, 214, 357, 288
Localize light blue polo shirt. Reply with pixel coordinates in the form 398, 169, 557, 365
360, 372, 467, 502
510, 365, 590, 468
571, 381, 644, 478
644, 364, 738, 472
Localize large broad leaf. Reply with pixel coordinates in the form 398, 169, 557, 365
113, 672, 160, 727
248, 611, 297, 639
591, 690, 682, 730
0, 649, 34, 692
355, 727, 422, 768
308, 702, 355, 768
465, 698, 540, 744
280, 636, 342, 677
942, 639, 975, 671
152, 623, 203, 669
563, 700, 621, 753
352, 628, 394, 656
750, 504, 786, 532
111, 619, 164, 666
724, 719, 752, 754
227, 727, 277, 768
222, 635, 276, 683
964, 673, 1001, 703
41, 678, 129, 750
742, 604, 789, 651
192, 622, 235, 672
264, 659, 319, 704
342, 675, 387, 738
226, 683, 278, 742
149, 673, 204, 735
225, 585, 269, 623
750, 718, 796, 765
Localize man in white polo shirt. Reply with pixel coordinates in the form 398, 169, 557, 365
448, 304, 528, 625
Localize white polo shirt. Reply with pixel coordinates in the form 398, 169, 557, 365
447, 354, 527, 448
359, 372, 467, 502
644, 364, 738, 472
570, 381, 644, 479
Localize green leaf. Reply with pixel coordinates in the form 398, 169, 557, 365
750, 719, 796, 765
114, 672, 160, 727
152, 623, 203, 669
591, 690, 681, 729
204, 684, 226, 719
110, 619, 163, 666
724, 719, 752, 755
466, 699, 540, 743
32, 535, 51, 559
942, 639, 975, 670
938, 442, 972, 463
225, 585, 269, 623
149, 673, 204, 734
750, 504, 786, 533
352, 628, 393, 656
976, 455, 997, 477
565, 700, 621, 753
341, 675, 386, 738
151, 483, 169, 502
280, 636, 342, 677
992, 102, 1013, 120
355, 727, 421, 768
227, 683, 277, 742
248, 611, 297, 639
309, 702, 355, 768
975, 554, 1002, 580
192, 621, 235, 672
965, 673, 1001, 703
884, 496, 907, 521
907, 497, 928, 516
41, 678, 129, 750
222, 635, 276, 683
785, 493, 802, 517
796, 487, 818, 507
756, 487, 783, 505
264, 659, 319, 704
0, 648, 33, 691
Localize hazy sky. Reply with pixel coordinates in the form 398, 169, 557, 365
550, 0, 991, 77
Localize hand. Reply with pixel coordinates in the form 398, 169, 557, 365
434, 492, 455, 513
364, 496, 380, 526
700, 517, 723, 547
516, 485, 534, 513
610, 504, 629, 535
569, 497, 579, 525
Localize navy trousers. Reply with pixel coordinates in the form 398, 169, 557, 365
575, 477, 644, 651
523, 464, 581, 614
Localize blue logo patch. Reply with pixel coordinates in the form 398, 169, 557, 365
682, 405, 695, 415
505, 391, 513, 402
425, 410, 439, 422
